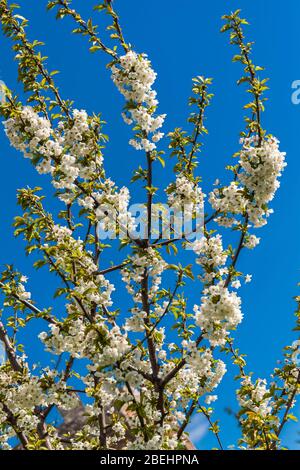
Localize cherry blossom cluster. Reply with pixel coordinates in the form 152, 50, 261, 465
111, 51, 166, 152
15, 277, 31, 302
194, 283, 243, 347
167, 174, 204, 211
4, 106, 103, 203
273, 340, 300, 400
44, 224, 115, 308
1, 272, 32, 306
210, 136, 286, 227
40, 320, 129, 368
243, 234, 261, 249
165, 345, 227, 405
90, 182, 136, 236
121, 247, 167, 303
4, 106, 137, 241
0, 365, 78, 444
237, 377, 273, 419
209, 181, 246, 227
192, 234, 228, 284
192, 234, 244, 340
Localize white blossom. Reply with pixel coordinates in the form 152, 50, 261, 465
194, 283, 243, 346
111, 51, 166, 152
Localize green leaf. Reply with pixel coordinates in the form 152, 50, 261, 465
90, 45, 101, 53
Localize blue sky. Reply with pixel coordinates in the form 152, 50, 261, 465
0, 0, 300, 449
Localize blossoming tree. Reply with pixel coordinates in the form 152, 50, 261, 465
0, 0, 299, 450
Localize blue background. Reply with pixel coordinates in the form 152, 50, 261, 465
0, 0, 299, 449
